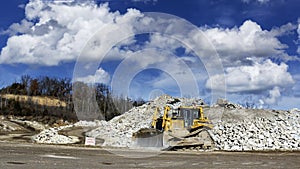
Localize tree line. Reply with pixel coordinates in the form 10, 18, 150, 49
0, 75, 146, 121
1, 75, 72, 98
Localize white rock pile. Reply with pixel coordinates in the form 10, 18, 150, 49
86, 105, 151, 147
32, 124, 80, 144
32, 120, 105, 144
213, 109, 300, 151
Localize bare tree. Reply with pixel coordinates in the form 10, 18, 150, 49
20, 75, 31, 95
29, 79, 40, 96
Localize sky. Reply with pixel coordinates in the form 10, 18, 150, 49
0, 0, 300, 110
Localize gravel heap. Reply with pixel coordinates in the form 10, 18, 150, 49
212, 108, 300, 151
32, 120, 107, 144
32, 125, 80, 144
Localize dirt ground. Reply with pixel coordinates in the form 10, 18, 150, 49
0, 142, 299, 169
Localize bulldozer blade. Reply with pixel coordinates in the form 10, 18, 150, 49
169, 128, 214, 149
132, 128, 163, 147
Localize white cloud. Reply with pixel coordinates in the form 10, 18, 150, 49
263, 86, 281, 105
75, 68, 110, 84
200, 20, 295, 66
270, 22, 296, 36
53, 0, 75, 3
206, 59, 296, 107
206, 59, 294, 93
0, 0, 143, 66
145, 33, 182, 51
298, 19, 300, 38
18, 4, 26, 9
2, 19, 33, 36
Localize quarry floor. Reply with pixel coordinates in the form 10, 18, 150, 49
0, 141, 299, 169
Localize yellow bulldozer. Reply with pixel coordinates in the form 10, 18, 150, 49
132, 105, 214, 150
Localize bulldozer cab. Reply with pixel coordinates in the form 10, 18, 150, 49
171, 107, 201, 128
152, 106, 209, 132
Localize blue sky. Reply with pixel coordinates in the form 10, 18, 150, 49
0, 0, 300, 110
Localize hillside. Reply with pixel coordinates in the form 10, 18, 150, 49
1, 94, 67, 108
0, 75, 136, 121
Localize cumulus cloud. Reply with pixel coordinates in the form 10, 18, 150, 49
206, 59, 294, 93
0, 0, 142, 66
206, 59, 296, 107
3, 19, 33, 36
75, 68, 110, 84
145, 33, 182, 52
263, 86, 281, 105
270, 22, 296, 36
200, 20, 295, 66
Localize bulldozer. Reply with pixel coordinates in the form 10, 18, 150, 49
132, 105, 215, 150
